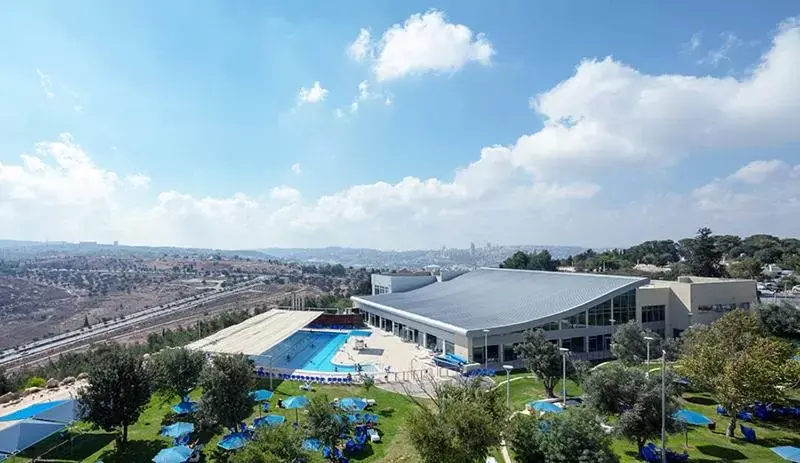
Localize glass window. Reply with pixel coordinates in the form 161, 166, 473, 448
697, 303, 737, 313
487, 345, 499, 362
503, 344, 518, 361
426, 334, 438, 351
560, 311, 586, 329
612, 290, 637, 324
445, 341, 455, 355
472, 346, 485, 364
588, 335, 604, 352
539, 321, 559, 331
588, 299, 612, 325
642, 305, 665, 323
561, 336, 585, 353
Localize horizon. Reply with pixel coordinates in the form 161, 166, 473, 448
2, 2, 799, 250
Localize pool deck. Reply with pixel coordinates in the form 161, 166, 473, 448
330, 329, 438, 375
186, 309, 323, 355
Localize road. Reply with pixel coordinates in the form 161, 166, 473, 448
0, 277, 267, 367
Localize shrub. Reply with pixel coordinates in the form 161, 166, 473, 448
24, 377, 47, 389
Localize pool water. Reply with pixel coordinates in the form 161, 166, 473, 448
257, 330, 376, 373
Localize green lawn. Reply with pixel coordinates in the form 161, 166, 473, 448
504, 375, 800, 462
12, 378, 420, 463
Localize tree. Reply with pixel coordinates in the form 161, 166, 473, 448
407, 377, 506, 463
198, 354, 254, 431
727, 257, 763, 280
361, 374, 375, 392
500, 250, 558, 271
506, 414, 545, 462
684, 227, 724, 277
756, 302, 800, 341
583, 363, 646, 415
514, 329, 567, 398
680, 310, 799, 437
150, 347, 206, 399
230, 425, 310, 463
83, 315, 91, 329
78, 345, 152, 446
500, 251, 529, 270
306, 394, 349, 449
518, 408, 618, 463
610, 321, 663, 366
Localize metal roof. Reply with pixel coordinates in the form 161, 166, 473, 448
354, 268, 648, 334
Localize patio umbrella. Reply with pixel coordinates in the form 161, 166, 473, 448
772, 446, 800, 462
673, 409, 713, 447
530, 401, 563, 414
339, 397, 367, 412
249, 390, 273, 402
253, 415, 285, 428
171, 401, 198, 415
152, 445, 193, 463
303, 438, 322, 451
283, 395, 308, 423
160, 422, 195, 438
218, 432, 250, 451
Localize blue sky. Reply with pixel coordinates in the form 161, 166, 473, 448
0, 1, 799, 250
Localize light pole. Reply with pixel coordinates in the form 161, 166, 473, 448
644, 336, 654, 365
503, 365, 513, 411
482, 329, 490, 370
661, 349, 667, 463
559, 347, 569, 407
266, 355, 273, 390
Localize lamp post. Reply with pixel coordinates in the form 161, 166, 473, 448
661, 349, 667, 463
482, 329, 490, 370
503, 365, 513, 411
266, 355, 273, 390
559, 347, 569, 407
644, 336, 654, 365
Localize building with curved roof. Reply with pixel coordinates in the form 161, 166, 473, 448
351, 268, 757, 366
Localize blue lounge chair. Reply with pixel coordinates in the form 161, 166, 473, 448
640, 443, 660, 463
716, 405, 727, 416
737, 410, 753, 422
741, 425, 756, 442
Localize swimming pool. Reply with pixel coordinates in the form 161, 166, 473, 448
256, 330, 376, 373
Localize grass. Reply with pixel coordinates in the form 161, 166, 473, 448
505, 375, 800, 462
11, 378, 419, 463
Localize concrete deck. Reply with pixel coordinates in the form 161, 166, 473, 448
186, 309, 322, 355
331, 328, 440, 374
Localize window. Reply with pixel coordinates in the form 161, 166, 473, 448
445, 341, 455, 355
588, 334, 612, 352
373, 285, 390, 295
426, 334, 438, 351
472, 346, 485, 364
503, 344, 518, 361
539, 321, 559, 331
588, 299, 612, 325
560, 311, 586, 329
487, 345, 499, 362
697, 303, 737, 313
561, 336, 585, 353
613, 290, 637, 324
641, 305, 666, 323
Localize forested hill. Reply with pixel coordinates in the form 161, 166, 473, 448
500, 228, 800, 282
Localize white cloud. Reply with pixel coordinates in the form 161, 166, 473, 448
510, 18, 800, 180
347, 28, 372, 62
3, 18, 800, 250
297, 81, 328, 105
126, 173, 152, 189
36, 68, 55, 99
352, 10, 495, 81
699, 32, 743, 66
334, 108, 346, 119
685, 32, 703, 52
270, 186, 302, 204
337, 80, 391, 117
291, 163, 302, 174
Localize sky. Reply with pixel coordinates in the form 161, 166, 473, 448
0, 1, 799, 251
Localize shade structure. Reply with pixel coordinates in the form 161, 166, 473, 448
283, 395, 308, 423
152, 445, 193, 463
530, 401, 563, 414
249, 390, 273, 402
339, 398, 367, 412
773, 446, 800, 462
673, 409, 713, 426
0, 419, 67, 455
160, 422, 194, 438
171, 401, 198, 415
253, 415, 285, 428
218, 432, 250, 450
0, 400, 73, 422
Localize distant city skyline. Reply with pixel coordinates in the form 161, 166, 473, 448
1, 2, 799, 249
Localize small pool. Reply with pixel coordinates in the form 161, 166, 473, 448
256, 329, 376, 373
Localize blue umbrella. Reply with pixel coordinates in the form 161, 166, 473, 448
339, 397, 367, 412
673, 409, 713, 426
160, 422, 194, 438
171, 401, 198, 415
283, 395, 308, 423
152, 445, 193, 463
249, 389, 273, 402
218, 432, 250, 451
530, 401, 563, 414
772, 446, 800, 462
253, 414, 285, 428
303, 438, 322, 451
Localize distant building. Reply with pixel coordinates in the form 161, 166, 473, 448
352, 269, 757, 365
113, 240, 119, 246
470, 242, 476, 255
